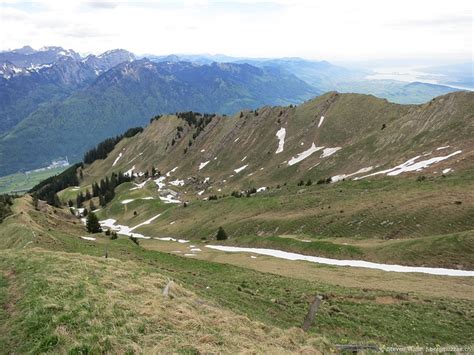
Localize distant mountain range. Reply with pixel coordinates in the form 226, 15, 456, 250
0, 47, 317, 175
0, 47, 134, 134
147, 54, 466, 103
0, 46, 467, 176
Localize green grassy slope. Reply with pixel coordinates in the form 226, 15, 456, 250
0, 248, 331, 354
0, 196, 473, 350
55, 91, 473, 269
82, 91, 473, 195
91, 168, 474, 269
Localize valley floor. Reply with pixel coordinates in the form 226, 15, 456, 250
0, 166, 66, 194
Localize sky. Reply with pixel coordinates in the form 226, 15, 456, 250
0, 0, 472, 63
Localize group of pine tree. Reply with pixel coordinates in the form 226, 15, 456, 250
83, 127, 143, 164
70, 171, 132, 209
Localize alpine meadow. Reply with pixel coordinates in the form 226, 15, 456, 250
0, 0, 473, 353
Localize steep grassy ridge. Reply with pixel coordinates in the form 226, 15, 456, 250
61, 91, 474, 269
83, 91, 473, 193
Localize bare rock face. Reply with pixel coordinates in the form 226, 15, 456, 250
0, 46, 81, 68
83, 49, 135, 75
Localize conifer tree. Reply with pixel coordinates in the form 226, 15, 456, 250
86, 212, 102, 233
76, 193, 83, 207
216, 226, 228, 240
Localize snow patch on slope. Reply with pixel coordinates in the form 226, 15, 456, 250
320, 147, 342, 158
124, 165, 135, 177
199, 161, 210, 170
166, 167, 178, 177
112, 153, 122, 167
100, 214, 162, 239
169, 179, 184, 187
358, 151, 462, 179
318, 116, 325, 128
275, 128, 286, 154
121, 197, 153, 204
205, 245, 474, 277
130, 179, 150, 190
331, 167, 373, 183
288, 143, 324, 166
159, 194, 181, 204
81, 236, 96, 241
234, 164, 249, 173
132, 214, 162, 230
154, 176, 166, 190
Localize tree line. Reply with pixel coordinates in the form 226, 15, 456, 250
29, 163, 82, 207
72, 171, 132, 208
83, 127, 143, 164
0, 194, 15, 223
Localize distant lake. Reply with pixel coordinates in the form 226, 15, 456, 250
365, 67, 473, 91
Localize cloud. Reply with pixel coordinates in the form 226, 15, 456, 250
83, 1, 118, 9
0, 0, 472, 61
64, 25, 116, 38
392, 15, 472, 27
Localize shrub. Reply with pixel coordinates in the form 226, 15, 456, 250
216, 226, 228, 241
317, 177, 332, 185
231, 191, 242, 198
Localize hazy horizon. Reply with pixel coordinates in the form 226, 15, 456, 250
1, 0, 472, 64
